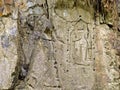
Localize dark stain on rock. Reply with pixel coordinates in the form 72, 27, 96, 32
1, 34, 10, 48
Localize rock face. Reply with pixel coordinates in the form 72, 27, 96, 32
0, 0, 119, 90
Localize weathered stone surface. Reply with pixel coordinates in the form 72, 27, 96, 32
0, 17, 18, 89
93, 24, 119, 90
4, 0, 13, 5
0, 0, 119, 90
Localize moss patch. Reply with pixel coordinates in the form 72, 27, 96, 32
55, 0, 94, 15
55, 0, 74, 9
55, 0, 92, 9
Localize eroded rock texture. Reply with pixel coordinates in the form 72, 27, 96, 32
0, 0, 119, 90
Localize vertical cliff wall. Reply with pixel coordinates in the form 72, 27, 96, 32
0, 0, 119, 90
